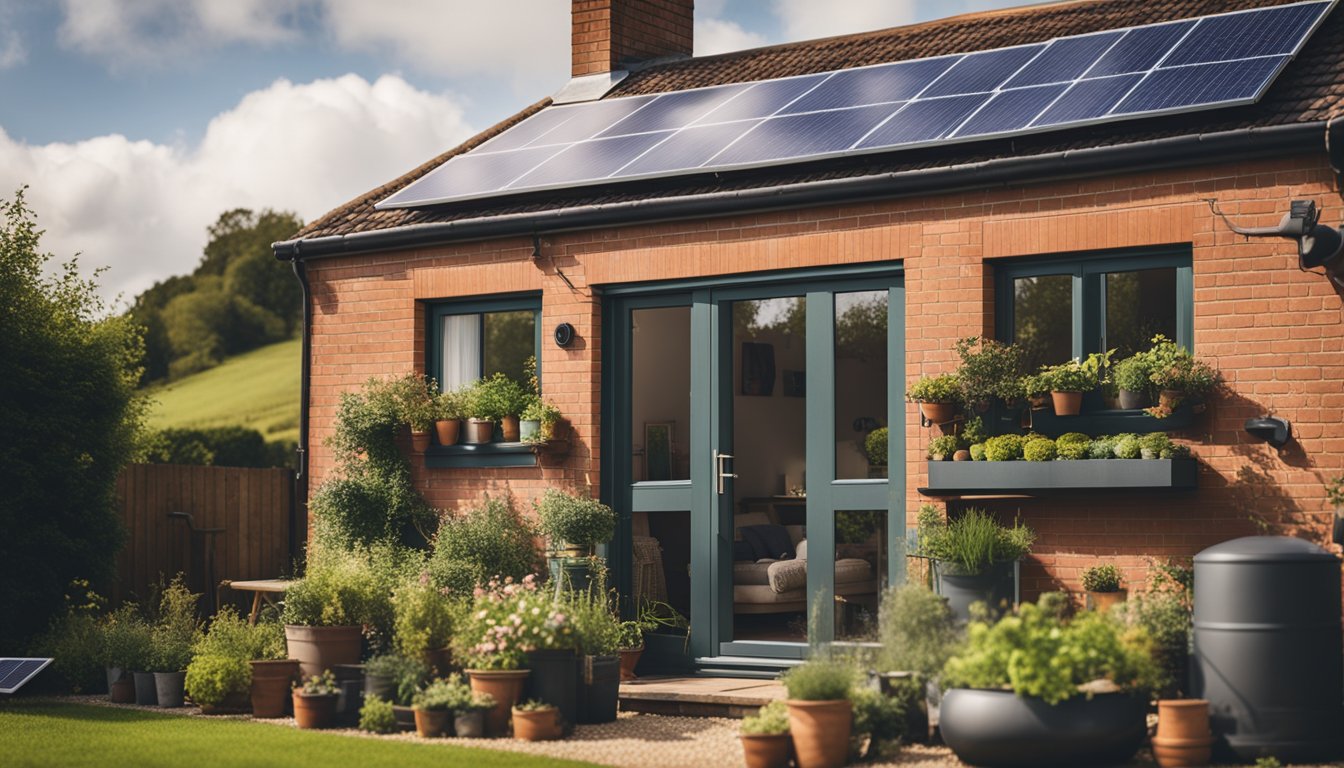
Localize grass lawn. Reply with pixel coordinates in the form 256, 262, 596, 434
0, 702, 596, 768
144, 338, 300, 444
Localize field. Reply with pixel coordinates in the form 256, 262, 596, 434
144, 338, 300, 444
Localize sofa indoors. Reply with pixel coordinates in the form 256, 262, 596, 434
732, 510, 880, 615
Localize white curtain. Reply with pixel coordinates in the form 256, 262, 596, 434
441, 314, 482, 391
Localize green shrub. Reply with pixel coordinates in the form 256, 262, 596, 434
1040, 359, 1097, 393
864, 427, 889, 465
907, 373, 960, 404
1161, 443, 1190, 460
365, 654, 429, 706
740, 700, 789, 735
412, 678, 457, 711
535, 489, 615, 551
142, 426, 293, 469
389, 372, 436, 432
1082, 564, 1123, 593
281, 543, 419, 645
927, 435, 960, 460
149, 576, 202, 672
1057, 432, 1089, 445
1139, 432, 1171, 458
782, 659, 856, 701
1113, 435, 1141, 459
392, 577, 458, 659
184, 654, 250, 707
434, 387, 465, 421
1113, 562, 1192, 697
464, 372, 529, 421
1087, 437, 1116, 460
1112, 354, 1151, 393
101, 604, 153, 671
359, 695, 398, 733
962, 416, 988, 446
953, 337, 1025, 405
1056, 439, 1089, 461
850, 685, 911, 757
557, 588, 622, 657
983, 434, 1025, 461
427, 494, 541, 595
876, 584, 960, 677
1023, 438, 1057, 462
968, 443, 986, 461
943, 594, 1161, 705
193, 607, 285, 661
32, 610, 104, 693
1145, 335, 1221, 398
915, 506, 1034, 576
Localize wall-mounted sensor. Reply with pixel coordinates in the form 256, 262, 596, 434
554, 322, 575, 348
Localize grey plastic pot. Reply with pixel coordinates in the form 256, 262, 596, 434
154, 671, 186, 708
935, 559, 1015, 621
454, 710, 486, 738
940, 688, 1146, 767
132, 671, 158, 706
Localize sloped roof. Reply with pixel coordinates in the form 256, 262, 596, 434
290, 0, 1344, 244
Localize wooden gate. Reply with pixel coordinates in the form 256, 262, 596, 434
113, 464, 295, 608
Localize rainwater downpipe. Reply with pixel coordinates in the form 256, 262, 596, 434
287, 242, 312, 564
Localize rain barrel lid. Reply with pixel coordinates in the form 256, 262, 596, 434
1195, 535, 1337, 564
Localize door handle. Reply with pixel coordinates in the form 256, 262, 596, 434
715, 450, 737, 495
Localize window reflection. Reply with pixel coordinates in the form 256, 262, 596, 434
1105, 269, 1178, 359
835, 291, 888, 480
1013, 274, 1072, 369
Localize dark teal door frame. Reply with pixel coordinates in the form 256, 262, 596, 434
602, 264, 906, 669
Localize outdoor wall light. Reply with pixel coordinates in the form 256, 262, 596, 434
1244, 415, 1292, 448
1211, 199, 1344, 289
554, 322, 575, 348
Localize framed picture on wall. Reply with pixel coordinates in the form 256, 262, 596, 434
645, 422, 673, 481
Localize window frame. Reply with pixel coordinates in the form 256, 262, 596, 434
994, 247, 1194, 359
426, 293, 543, 393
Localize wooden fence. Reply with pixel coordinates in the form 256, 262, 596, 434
113, 464, 295, 608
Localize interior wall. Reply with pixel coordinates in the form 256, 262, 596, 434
630, 306, 692, 482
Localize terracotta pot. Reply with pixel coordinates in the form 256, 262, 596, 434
105, 666, 127, 694
1087, 589, 1128, 613
464, 418, 494, 444
512, 706, 561, 741
110, 678, 136, 704
467, 668, 530, 736
786, 699, 852, 768
1118, 389, 1147, 409
618, 646, 643, 681
501, 415, 521, 442
250, 659, 300, 718
455, 711, 486, 738
1152, 699, 1213, 768
1051, 390, 1084, 416
434, 419, 461, 446
410, 430, 431, 452
953, 449, 971, 462
741, 732, 793, 768
292, 691, 337, 729
918, 402, 957, 425
284, 625, 362, 680
414, 708, 453, 738
1159, 389, 1184, 410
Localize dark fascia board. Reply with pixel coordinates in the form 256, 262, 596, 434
273, 121, 1327, 262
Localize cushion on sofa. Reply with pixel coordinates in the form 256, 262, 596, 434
767, 559, 808, 594
740, 524, 794, 560
834, 558, 873, 585
733, 561, 772, 585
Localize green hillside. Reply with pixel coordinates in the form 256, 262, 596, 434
145, 337, 300, 444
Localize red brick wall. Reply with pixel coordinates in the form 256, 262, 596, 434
304, 150, 1344, 598
572, 0, 693, 77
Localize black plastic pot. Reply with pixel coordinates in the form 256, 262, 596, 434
940, 688, 1146, 767
153, 671, 186, 708
577, 655, 619, 724
332, 664, 365, 727
132, 671, 158, 706
363, 671, 395, 703
526, 649, 577, 735
935, 559, 1015, 621
392, 705, 416, 732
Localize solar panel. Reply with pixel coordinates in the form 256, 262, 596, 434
378, 0, 1335, 209
0, 658, 52, 694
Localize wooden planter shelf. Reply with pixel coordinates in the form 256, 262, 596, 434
919, 458, 1199, 497
425, 439, 569, 469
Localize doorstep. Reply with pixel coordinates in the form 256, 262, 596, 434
618, 676, 785, 718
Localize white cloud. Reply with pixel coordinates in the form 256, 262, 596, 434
57, 0, 302, 67
0, 74, 472, 304
695, 18, 767, 57
771, 0, 1013, 41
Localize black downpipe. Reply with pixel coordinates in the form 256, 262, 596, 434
288, 244, 312, 566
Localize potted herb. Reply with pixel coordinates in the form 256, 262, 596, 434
184, 655, 251, 714
1081, 563, 1126, 612
394, 373, 437, 452
512, 699, 561, 741
535, 489, 615, 593
185, 607, 291, 715
782, 659, 855, 768
411, 677, 456, 738
520, 397, 561, 444
1112, 353, 1151, 409
359, 694, 398, 734
470, 372, 529, 442
363, 654, 428, 730
452, 575, 547, 736
453, 680, 494, 738
1019, 372, 1051, 410
392, 576, 456, 675
1039, 359, 1097, 416
927, 434, 959, 462
907, 373, 960, 424
940, 594, 1161, 767
617, 617, 652, 682
149, 577, 202, 708
460, 378, 494, 444
281, 552, 378, 680
740, 700, 791, 768
433, 387, 464, 446
1138, 432, 1170, 460
292, 671, 340, 729
914, 506, 1034, 621
954, 336, 1025, 410
1144, 335, 1221, 413
100, 605, 149, 703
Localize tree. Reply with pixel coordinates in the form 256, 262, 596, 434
0, 188, 145, 652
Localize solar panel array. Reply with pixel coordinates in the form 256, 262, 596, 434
378, 0, 1334, 209
0, 658, 53, 694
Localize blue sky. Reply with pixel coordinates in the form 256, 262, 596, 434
0, 0, 1014, 301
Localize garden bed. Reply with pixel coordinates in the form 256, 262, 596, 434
920, 458, 1198, 496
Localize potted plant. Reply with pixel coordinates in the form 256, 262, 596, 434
782, 659, 855, 768
393, 373, 437, 452
740, 700, 792, 768
433, 387, 464, 446
1022, 436, 1057, 462
560, 587, 625, 725
535, 489, 615, 593
454, 687, 495, 738
187, 607, 292, 716
100, 605, 149, 703
927, 434, 959, 462
1039, 358, 1098, 416
521, 397, 561, 444
459, 378, 494, 444
914, 506, 1034, 621
363, 654, 428, 731
359, 694, 398, 734
1144, 335, 1221, 413
411, 677, 456, 738
940, 594, 1161, 767
453, 575, 547, 736
281, 551, 376, 680
149, 576, 202, 708
1138, 432, 1171, 460
1019, 372, 1052, 411
1152, 698, 1213, 767
617, 618, 649, 682
184, 654, 251, 714
1112, 353, 1151, 409
907, 372, 960, 424
864, 426, 888, 478
292, 671, 340, 729
953, 336, 1025, 410
1081, 563, 1126, 612
512, 699, 561, 741
468, 372, 528, 442
392, 576, 456, 675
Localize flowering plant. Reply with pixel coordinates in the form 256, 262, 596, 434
455, 575, 573, 670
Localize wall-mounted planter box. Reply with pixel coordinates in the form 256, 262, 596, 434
1026, 402, 1200, 437
920, 458, 1198, 496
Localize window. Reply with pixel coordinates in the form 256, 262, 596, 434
429, 296, 540, 392
996, 248, 1192, 366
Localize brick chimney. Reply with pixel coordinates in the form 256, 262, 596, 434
571, 0, 694, 78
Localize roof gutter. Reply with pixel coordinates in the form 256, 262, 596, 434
273, 120, 1328, 260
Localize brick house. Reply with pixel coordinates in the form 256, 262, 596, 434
274, 0, 1344, 671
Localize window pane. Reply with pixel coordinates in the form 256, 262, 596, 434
835, 291, 888, 479
631, 306, 690, 482
440, 314, 482, 391
1105, 268, 1177, 359
1013, 274, 1073, 369
482, 310, 536, 385
834, 509, 887, 641
634, 510, 691, 628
